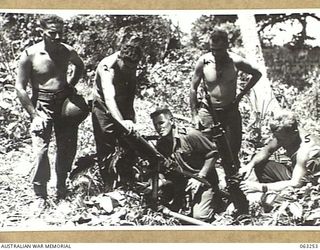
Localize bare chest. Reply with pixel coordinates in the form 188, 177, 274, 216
203, 58, 238, 84
31, 52, 69, 78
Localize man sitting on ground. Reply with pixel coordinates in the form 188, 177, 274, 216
150, 107, 223, 222
240, 110, 320, 195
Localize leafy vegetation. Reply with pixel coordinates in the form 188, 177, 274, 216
0, 12, 320, 227
256, 13, 320, 49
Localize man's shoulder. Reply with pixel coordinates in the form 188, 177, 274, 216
293, 131, 320, 162
180, 127, 215, 150
228, 51, 245, 63
299, 128, 320, 144
97, 52, 120, 72
195, 53, 214, 68
99, 52, 120, 64
299, 130, 320, 151
180, 127, 204, 138
23, 42, 44, 56
200, 52, 214, 61
60, 42, 76, 52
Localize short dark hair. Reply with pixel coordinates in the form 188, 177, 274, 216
40, 14, 64, 29
210, 28, 228, 45
150, 108, 173, 120
269, 110, 298, 133
119, 42, 143, 64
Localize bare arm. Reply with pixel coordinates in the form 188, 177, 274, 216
240, 138, 279, 178
190, 58, 204, 120
15, 51, 37, 119
68, 49, 84, 87
265, 153, 307, 191
128, 77, 137, 123
243, 151, 307, 192
234, 56, 262, 103
251, 139, 279, 166
241, 140, 309, 193
97, 63, 124, 122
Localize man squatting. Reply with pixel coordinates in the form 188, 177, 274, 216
151, 108, 222, 222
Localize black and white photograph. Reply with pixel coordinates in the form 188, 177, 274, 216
1, 8, 320, 231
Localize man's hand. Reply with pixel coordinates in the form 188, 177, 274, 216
191, 114, 201, 129
30, 114, 47, 135
240, 180, 262, 193
239, 163, 255, 180
185, 178, 203, 198
121, 120, 135, 133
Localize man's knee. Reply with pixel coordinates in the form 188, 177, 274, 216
193, 206, 214, 222
192, 188, 215, 222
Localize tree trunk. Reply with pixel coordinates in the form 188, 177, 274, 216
237, 14, 280, 115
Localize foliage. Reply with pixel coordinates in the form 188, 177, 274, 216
249, 184, 320, 226
256, 13, 320, 49
271, 72, 320, 133
0, 13, 175, 87
263, 46, 320, 89
0, 13, 42, 87
239, 95, 274, 164
0, 151, 180, 227
65, 14, 173, 83
0, 32, 15, 85
1, 12, 320, 227
0, 85, 30, 153
142, 47, 202, 115
190, 15, 241, 51
1, 13, 42, 53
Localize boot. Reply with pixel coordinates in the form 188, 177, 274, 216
33, 183, 47, 198
30, 183, 48, 216
228, 182, 249, 216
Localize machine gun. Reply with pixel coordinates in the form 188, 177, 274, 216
101, 107, 212, 209
201, 84, 249, 215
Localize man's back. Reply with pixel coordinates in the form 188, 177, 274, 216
93, 52, 120, 100
295, 129, 320, 166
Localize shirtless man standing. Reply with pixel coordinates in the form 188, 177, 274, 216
190, 28, 262, 214
91, 39, 143, 189
190, 28, 262, 168
15, 15, 84, 207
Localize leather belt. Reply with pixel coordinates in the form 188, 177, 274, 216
199, 101, 235, 112
35, 87, 72, 102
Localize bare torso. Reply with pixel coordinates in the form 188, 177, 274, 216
94, 52, 137, 119
201, 52, 238, 107
280, 129, 320, 166
26, 41, 71, 92
94, 52, 136, 101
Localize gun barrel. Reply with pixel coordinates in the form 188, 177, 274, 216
162, 207, 212, 226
